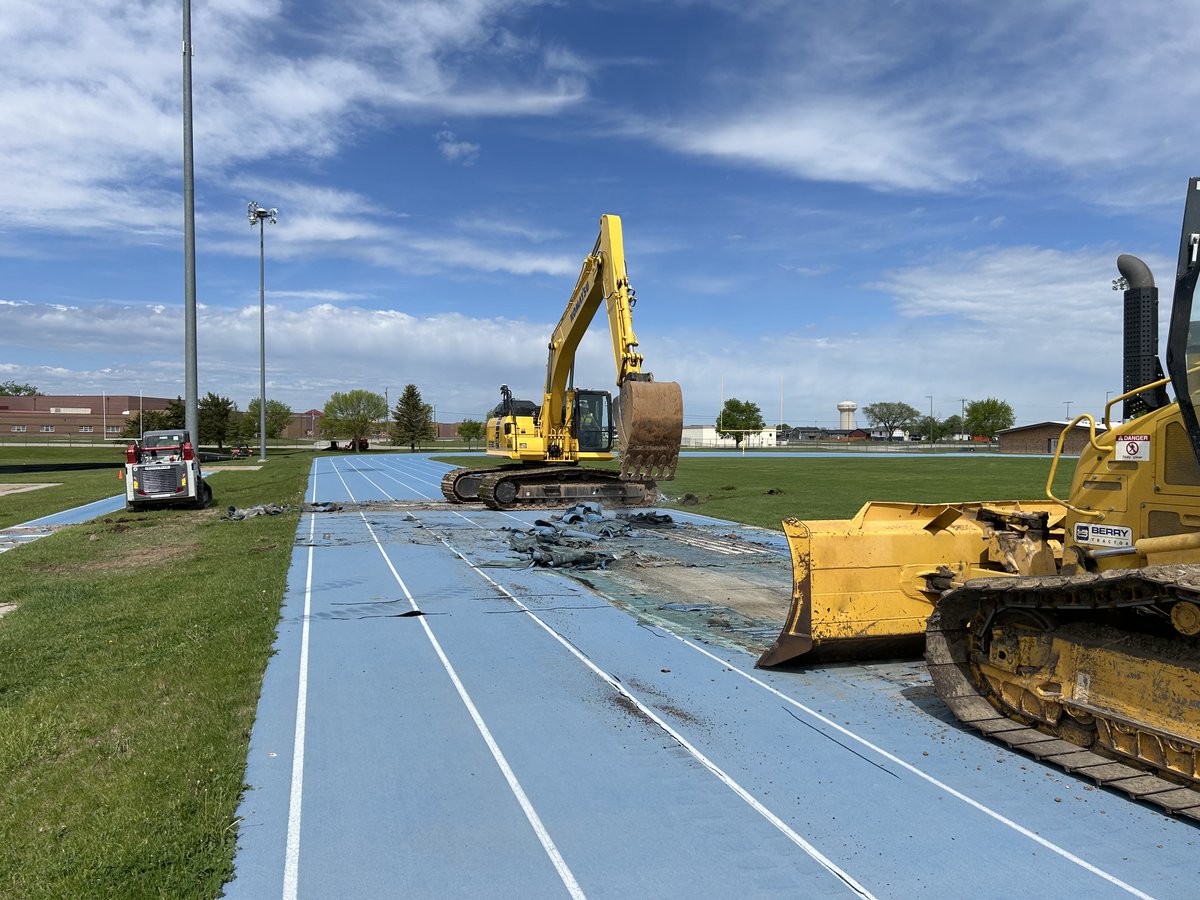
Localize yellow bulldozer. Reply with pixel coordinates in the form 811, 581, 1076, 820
760, 178, 1200, 817
442, 215, 682, 510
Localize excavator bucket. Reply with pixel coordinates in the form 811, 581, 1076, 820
614, 379, 683, 480
757, 500, 1066, 668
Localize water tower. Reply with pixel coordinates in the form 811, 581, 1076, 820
837, 401, 857, 430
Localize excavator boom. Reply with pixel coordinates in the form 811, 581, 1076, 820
544, 214, 683, 480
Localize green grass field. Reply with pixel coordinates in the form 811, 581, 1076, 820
0, 452, 312, 899
0, 449, 1076, 897
433, 453, 1078, 529
0, 447, 128, 529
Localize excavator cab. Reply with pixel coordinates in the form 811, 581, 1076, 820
573, 390, 613, 453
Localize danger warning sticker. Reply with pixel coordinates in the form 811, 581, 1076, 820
1115, 434, 1150, 462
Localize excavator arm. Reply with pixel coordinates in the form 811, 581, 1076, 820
545, 214, 643, 403
542, 215, 682, 479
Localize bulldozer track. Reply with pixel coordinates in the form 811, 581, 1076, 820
926, 565, 1200, 822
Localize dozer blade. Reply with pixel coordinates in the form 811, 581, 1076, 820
756, 500, 1066, 668
614, 379, 683, 480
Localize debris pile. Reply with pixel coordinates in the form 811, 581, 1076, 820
224, 503, 291, 521
506, 502, 672, 569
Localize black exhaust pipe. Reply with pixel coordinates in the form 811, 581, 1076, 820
1118, 254, 1169, 419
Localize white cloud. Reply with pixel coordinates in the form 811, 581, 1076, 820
0, 299, 610, 420
195, 180, 575, 277
435, 128, 481, 166
0, 0, 579, 239
651, 102, 972, 193
267, 290, 373, 303
633, 1, 1200, 201
0, 237, 1159, 428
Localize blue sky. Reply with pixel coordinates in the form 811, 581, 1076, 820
2, 0, 1197, 428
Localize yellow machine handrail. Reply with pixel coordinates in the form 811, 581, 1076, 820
1046, 414, 1104, 519
1101, 375, 1172, 431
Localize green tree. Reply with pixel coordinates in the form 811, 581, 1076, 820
0, 381, 41, 396
324, 390, 387, 451
392, 384, 435, 451
965, 397, 1016, 439
121, 410, 171, 438
246, 398, 294, 439
457, 418, 485, 449
940, 414, 964, 440
229, 411, 257, 446
198, 393, 237, 448
862, 401, 921, 440
164, 396, 186, 429
716, 398, 765, 447
121, 397, 185, 438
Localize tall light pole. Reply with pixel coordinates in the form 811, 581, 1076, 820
926, 395, 933, 447
182, 0, 199, 447
1064, 400, 1073, 420
248, 201, 277, 462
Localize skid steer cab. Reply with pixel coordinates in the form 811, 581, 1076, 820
122, 429, 213, 511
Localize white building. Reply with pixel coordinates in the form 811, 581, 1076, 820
681, 424, 777, 448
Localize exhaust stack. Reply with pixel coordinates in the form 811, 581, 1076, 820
1118, 254, 1169, 419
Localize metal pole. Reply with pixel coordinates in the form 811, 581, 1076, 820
926, 395, 933, 447
258, 216, 267, 462
182, 0, 199, 447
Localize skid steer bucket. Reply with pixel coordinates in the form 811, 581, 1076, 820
614, 379, 683, 480
756, 500, 1066, 668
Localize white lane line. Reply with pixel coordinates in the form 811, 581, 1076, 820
665, 534, 769, 555
672, 637, 1155, 900
299, 478, 1147, 896
282, 464, 320, 899
372, 457, 447, 493
429, 526, 875, 900
359, 512, 586, 900
337, 458, 531, 529
321, 460, 585, 897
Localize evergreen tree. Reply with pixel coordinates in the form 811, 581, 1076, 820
392, 384, 435, 451
198, 393, 236, 448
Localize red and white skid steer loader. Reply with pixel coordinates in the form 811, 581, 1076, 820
122, 429, 212, 510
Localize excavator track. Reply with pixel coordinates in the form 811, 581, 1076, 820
477, 465, 656, 511
926, 565, 1200, 821
442, 464, 658, 510
441, 466, 507, 503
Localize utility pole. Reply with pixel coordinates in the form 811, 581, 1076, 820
926, 395, 934, 447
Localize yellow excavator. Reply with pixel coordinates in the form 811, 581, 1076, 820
761, 178, 1200, 818
442, 215, 683, 510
